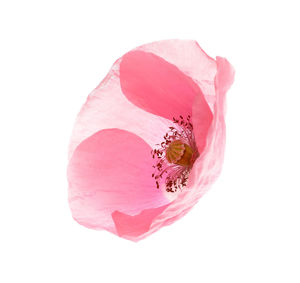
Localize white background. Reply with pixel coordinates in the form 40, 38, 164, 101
1, 1, 299, 282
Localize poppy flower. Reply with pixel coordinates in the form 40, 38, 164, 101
67, 39, 235, 241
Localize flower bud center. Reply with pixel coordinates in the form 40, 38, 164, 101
166, 140, 193, 166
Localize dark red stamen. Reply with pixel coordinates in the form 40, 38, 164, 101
151, 115, 198, 193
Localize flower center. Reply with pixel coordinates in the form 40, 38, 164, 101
151, 115, 199, 193
166, 140, 193, 166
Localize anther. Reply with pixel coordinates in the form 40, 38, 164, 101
151, 115, 198, 192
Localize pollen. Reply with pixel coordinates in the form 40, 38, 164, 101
151, 115, 199, 193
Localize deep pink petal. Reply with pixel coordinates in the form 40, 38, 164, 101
192, 93, 214, 154
120, 50, 202, 121
112, 204, 168, 240
68, 129, 169, 234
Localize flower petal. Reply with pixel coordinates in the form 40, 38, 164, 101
215, 56, 235, 98
192, 93, 214, 154
189, 56, 235, 193
68, 58, 171, 161
136, 39, 217, 110
67, 40, 234, 241
112, 205, 168, 240
68, 128, 169, 234
114, 56, 235, 241
119, 50, 203, 121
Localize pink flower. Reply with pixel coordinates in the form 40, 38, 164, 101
67, 39, 235, 241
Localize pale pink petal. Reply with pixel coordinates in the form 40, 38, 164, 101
188, 56, 235, 190
215, 56, 235, 98
68, 58, 172, 161
136, 39, 217, 111
68, 128, 169, 234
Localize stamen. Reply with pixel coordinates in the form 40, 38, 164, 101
151, 115, 199, 193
